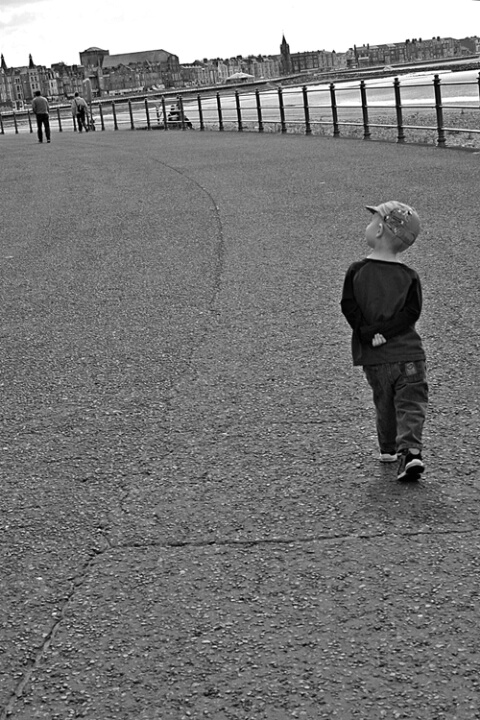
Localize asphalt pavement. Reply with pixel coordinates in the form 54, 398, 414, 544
1, 127, 480, 720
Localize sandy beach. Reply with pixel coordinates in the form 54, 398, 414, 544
304, 108, 480, 149
207, 106, 480, 149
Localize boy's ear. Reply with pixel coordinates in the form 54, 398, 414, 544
376, 222, 384, 237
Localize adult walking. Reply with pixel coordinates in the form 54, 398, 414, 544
71, 92, 89, 132
31, 90, 51, 143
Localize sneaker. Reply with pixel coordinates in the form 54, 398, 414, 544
379, 452, 398, 463
397, 449, 424, 481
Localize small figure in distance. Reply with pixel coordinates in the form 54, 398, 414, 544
341, 201, 428, 481
168, 103, 181, 123
167, 102, 193, 129
31, 90, 51, 143
71, 92, 89, 132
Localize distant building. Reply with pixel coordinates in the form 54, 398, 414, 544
181, 63, 219, 87
51, 62, 87, 97
280, 36, 292, 74
0, 54, 60, 107
244, 55, 282, 79
79, 47, 181, 93
279, 36, 345, 75
102, 49, 179, 70
79, 47, 110, 68
290, 49, 342, 72
458, 36, 480, 54
351, 36, 470, 68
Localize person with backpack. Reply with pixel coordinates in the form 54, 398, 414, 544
71, 92, 89, 132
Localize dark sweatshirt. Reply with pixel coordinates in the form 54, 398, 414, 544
341, 258, 425, 366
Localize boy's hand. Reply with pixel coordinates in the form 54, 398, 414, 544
372, 333, 387, 347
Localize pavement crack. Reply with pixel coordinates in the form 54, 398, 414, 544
112, 526, 480, 551
136, 153, 226, 318
0, 544, 109, 720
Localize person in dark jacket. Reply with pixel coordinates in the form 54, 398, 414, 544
341, 201, 428, 481
31, 90, 51, 143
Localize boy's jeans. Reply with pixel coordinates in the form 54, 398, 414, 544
363, 361, 428, 453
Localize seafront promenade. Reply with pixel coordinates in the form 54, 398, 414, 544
1, 129, 480, 719
3, 66, 480, 150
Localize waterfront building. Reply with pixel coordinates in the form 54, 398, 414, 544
280, 36, 293, 74
79, 47, 182, 93
181, 63, 219, 87
280, 36, 346, 75
211, 60, 231, 84
350, 36, 475, 68
79, 47, 110, 68
243, 55, 282, 79
103, 65, 142, 94
50, 62, 85, 97
290, 49, 344, 72
0, 54, 59, 108
459, 36, 480, 54
0, 55, 11, 104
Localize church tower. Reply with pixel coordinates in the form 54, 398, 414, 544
280, 35, 292, 75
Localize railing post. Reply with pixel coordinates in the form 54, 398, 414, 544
235, 90, 243, 131
197, 94, 205, 130
393, 78, 405, 143
360, 80, 371, 140
178, 96, 186, 130
13, 112, 18, 134
128, 100, 134, 129
112, 102, 118, 130
255, 89, 264, 133
302, 85, 312, 135
433, 74, 446, 147
477, 72, 480, 104
57, 107, 63, 132
0, 114, 4, 134
329, 83, 340, 137
145, 99, 151, 129
27, 111, 33, 133
278, 87, 286, 133
216, 93, 224, 131
161, 96, 168, 130
99, 103, 105, 130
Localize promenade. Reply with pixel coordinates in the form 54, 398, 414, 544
1, 129, 480, 719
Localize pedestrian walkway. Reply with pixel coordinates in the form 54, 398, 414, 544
1, 130, 480, 719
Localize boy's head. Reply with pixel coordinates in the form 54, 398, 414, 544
366, 201, 420, 249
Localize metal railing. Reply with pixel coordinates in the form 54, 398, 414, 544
2, 73, 480, 148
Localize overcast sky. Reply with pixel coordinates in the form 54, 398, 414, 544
1, 0, 480, 68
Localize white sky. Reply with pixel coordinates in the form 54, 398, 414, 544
1, 0, 480, 68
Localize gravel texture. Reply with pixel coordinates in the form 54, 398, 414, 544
1, 130, 480, 719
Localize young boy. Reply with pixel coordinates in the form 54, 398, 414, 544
341, 201, 428, 481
